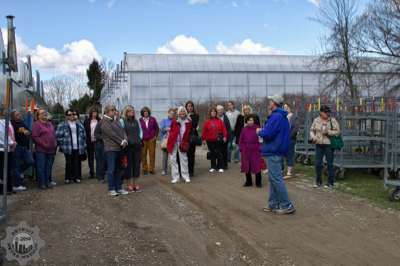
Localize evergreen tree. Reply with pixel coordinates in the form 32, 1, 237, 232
86, 59, 105, 105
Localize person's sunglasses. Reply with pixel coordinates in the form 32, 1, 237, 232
67, 113, 73, 116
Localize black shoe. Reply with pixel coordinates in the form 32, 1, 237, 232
275, 206, 296, 215
89, 175, 95, 179
39, 185, 47, 190
149, 171, 155, 175
243, 182, 253, 187
255, 174, 262, 187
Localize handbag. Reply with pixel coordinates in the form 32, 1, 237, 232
79, 152, 87, 161
329, 119, 343, 150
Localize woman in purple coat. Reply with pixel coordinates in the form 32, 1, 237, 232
239, 115, 263, 187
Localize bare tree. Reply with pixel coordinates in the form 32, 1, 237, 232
357, 0, 400, 61
356, 0, 400, 95
313, 0, 362, 100
43, 74, 89, 107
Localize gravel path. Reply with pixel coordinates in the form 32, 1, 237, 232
1, 149, 400, 265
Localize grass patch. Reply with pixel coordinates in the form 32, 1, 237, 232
295, 163, 400, 210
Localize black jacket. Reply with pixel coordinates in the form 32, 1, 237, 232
84, 118, 101, 145
222, 115, 233, 142
189, 113, 199, 136
11, 120, 30, 147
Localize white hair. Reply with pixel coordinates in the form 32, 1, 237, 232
216, 105, 224, 110
177, 106, 188, 116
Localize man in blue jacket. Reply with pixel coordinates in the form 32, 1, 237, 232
257, 95, 295, 215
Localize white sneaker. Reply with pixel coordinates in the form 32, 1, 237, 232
109, 190, 118, 196
50, 181, 57, 186
13, 186, 27, 192
117, 189, 129, 195
171, 179, 179, 184
185, 179, 191, 183
218, 169, 224, 173
209, 169, 216, 173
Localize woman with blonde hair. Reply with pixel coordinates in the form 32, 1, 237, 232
234, 104, 260, 149
120, 105, 143, 192
167, 106, 192, 183
159, 108, 176, 175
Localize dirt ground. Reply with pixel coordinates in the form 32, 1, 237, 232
1, 147, 400, 266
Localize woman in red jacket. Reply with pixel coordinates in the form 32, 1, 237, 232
202, 107, 227, 173
167, 106, 192, 184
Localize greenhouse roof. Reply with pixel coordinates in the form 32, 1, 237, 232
124, 54, 317, 73
123, 54, 395, 74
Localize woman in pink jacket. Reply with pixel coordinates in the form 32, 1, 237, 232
239, 114, 263, 187
32, 108, 57, 189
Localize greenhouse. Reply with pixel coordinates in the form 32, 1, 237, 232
101, 53, 395, 119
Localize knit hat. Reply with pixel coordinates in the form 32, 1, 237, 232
268, 95, 284, 105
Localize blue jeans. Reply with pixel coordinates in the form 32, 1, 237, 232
14, 146, 34, 186
285, 140, 296, 167
266, 155, 293, 210
315, 144, 334, 186
105, 151, 122, 191
35, 152, 54, 187
95, 141, 105, 179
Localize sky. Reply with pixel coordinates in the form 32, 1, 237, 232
0, 0, 367, 79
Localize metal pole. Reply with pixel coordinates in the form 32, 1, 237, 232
1, 78, 11, 222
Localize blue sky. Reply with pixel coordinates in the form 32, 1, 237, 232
0, 0, 366, 77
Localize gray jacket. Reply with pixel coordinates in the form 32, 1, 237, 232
100, 116, 127, 152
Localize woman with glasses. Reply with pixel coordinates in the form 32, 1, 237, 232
32, 108, 57, 189
56, 109, 87, 184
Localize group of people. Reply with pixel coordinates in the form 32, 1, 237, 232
0, 95, 341, 215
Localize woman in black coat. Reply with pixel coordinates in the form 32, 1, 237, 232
185, 101, 200, 177
234, 104, 260, 145
84, 108, 101, 179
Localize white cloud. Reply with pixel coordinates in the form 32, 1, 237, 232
307, 0, 320, 7
2, 28, 102, 74
157, 35, 209, 54
216, 39, 285, 55
188, 0, 209, 5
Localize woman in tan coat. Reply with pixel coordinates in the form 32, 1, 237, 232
309, 105, 340, 189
